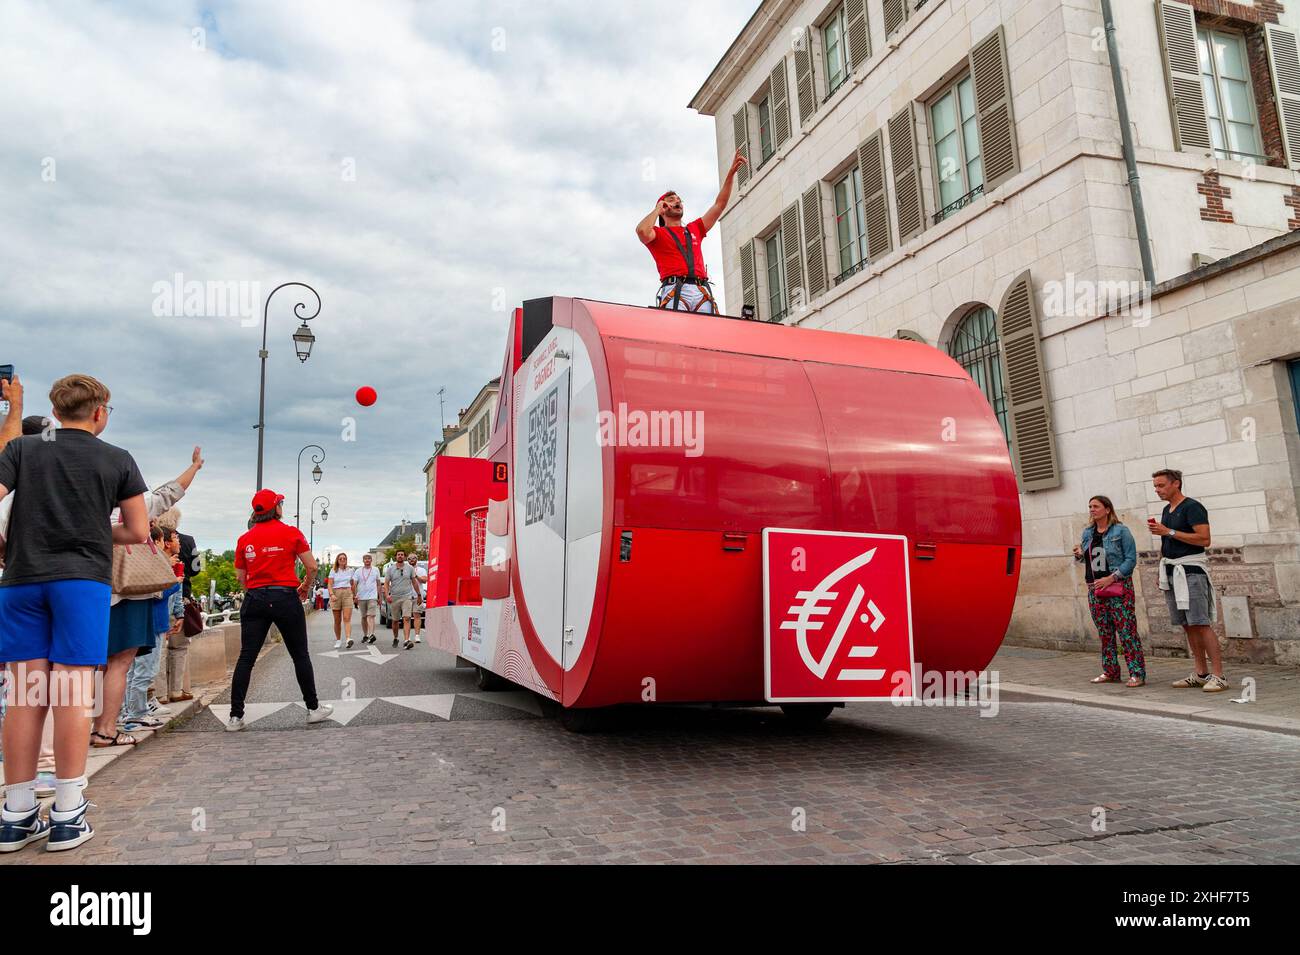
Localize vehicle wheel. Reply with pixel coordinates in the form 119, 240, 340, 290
475, 665, 510, 691
780, 703, 835, 727
558, 707, 608, 734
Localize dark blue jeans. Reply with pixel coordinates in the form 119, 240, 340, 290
229, 587, 319, 719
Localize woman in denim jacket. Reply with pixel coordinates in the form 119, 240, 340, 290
1072, 495, 1145, 687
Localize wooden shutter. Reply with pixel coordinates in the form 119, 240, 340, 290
996, 271, 1060, 492
888, 105, 924, 244
1156, 0, 1211, 153
740, 239, 758, 318
858, 130, 892, 260
802, 184, 827, 300
794, 26, 816, 127
884, 0, 906, 37
770, 58, 791, 149
970, 27, 1019, 191
781, 202, 803, 316
846, 0, 871, 69
1265, 24, 1300, 169
732, 105, 751, 187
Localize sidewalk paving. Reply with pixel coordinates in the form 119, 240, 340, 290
991, 644, 1300, 737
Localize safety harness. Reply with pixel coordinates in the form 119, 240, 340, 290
658, 226, 717, 313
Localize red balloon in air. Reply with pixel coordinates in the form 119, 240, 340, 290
355, 386, 377, 407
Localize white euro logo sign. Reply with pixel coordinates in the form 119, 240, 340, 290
779, 549, 886, 681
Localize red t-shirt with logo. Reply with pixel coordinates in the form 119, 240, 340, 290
644, 218, 710, 280
234, 519, 309, 589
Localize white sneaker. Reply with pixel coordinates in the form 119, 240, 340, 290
306, 703, 334, 725
225, 717, 246, 732
414, 635, 422, 643
333, 640, 341, 649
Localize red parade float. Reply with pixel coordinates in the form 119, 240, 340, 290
424, 297, 1021, 726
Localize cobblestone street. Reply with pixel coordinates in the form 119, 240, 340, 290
4, 613, 1298, 865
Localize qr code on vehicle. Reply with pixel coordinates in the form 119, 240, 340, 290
525, 385, 560, 526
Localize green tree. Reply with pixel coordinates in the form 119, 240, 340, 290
382, 535, 427, 566
192, 549, 239, 600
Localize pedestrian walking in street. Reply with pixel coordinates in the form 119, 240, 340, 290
0, 374, 150, 853
383, 550, 422, 650
1073, 495, 1145, 687
1150, 469, 1226, 692
328, 553, 357, 649
227, 490, 332, 731
354, 553, 380, 644
93, 446, 203, 749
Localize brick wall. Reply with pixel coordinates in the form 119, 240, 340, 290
1286, 185, 1300, 229
1199, 170, 1235, 222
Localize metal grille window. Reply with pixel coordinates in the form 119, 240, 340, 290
823, 6, 848, 97
833, 167, 868, 279
758, 96, 774, 162
930, 73, 984, 221
1198, 27, 1265, 161
949, 305, 1009, 444
765, 232, 786, 321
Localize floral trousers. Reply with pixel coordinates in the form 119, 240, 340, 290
1087, 577, 1146, 681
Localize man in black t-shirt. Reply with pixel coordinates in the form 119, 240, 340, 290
1150, 468, 1224, 692
0, 374, 151, 854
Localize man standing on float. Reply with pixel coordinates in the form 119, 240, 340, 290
636, 149, 746, 314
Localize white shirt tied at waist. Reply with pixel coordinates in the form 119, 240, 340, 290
1158, 551, 1217, 622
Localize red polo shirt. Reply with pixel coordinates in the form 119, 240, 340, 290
235, 519, 309, 589
644, 218, 710, 281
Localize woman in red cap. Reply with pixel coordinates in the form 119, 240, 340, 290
636, 149, 746, 314
227, 489, 332, 731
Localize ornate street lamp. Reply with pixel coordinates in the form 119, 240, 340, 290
310, 495, 330, 551
295, 444, 326, 529
254, 282, 322, 490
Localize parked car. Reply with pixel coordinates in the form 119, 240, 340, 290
378, 559, 427, 626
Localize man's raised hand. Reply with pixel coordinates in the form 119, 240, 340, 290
728, 148, 747, 176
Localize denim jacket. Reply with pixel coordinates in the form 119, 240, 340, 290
1077, 522, 1137, 579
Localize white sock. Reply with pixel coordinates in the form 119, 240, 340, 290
3, 779, 38, 816
54, 777, 87, 813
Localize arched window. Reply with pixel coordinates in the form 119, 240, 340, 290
948, 305, 1009, 444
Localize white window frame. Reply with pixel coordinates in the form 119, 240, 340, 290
764, 231, 786, 322
822, 5, 849, 100
928, 72, 984, 222
1197, 26, 1266, 162
832, 166, 868, 279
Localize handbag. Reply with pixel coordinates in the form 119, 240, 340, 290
1094, 579, 1124, 598
111, 538, 178, 597
182, 598, 205, 637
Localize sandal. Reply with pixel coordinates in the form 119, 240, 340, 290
90, 730, 137, 748
1126, 677, 1146, 687
168, 693, 194, 703
1089, 674, 1120, 684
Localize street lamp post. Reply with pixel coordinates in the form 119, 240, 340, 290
296, 444, 326, 528
254, 282, 322, 491
310, 495, 330, 552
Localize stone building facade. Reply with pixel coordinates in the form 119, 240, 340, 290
689, 0, 1300, 662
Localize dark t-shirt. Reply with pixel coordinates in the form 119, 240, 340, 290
1084, 527, 1107, 583
178, 531, 198, 598
0, 430, 147, 587
1161, 496, 1209, 575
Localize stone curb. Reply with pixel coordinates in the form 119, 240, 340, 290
996, 681, 1300, 738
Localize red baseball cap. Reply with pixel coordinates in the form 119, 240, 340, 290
251, 489, 285, 514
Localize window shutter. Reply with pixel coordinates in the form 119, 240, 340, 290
794, 26, 816, 127
884, 0, 906, 37
888, 105, 924, 244
732, 105, 751, 187
846, 0, 871, 69
802, 184, 827, 300
1156, 0, 1211, 153
970, 27, 1020, 191
740, 239, 758, 318
781, 202, 804, 316
1265, 24, 1300, 169
858, 130, 892, 260
995, 271, 1060, 492
770, 58, 791, 149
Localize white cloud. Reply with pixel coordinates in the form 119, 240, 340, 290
0, 0, 752, 557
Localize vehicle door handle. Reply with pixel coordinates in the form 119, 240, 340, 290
914, 541, 937, 560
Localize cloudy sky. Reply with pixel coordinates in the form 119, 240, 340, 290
0, 0, 753, 559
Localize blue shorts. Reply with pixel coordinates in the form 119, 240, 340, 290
0, 580, 112, 666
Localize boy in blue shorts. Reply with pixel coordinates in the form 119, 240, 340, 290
0, 374, 149, 852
